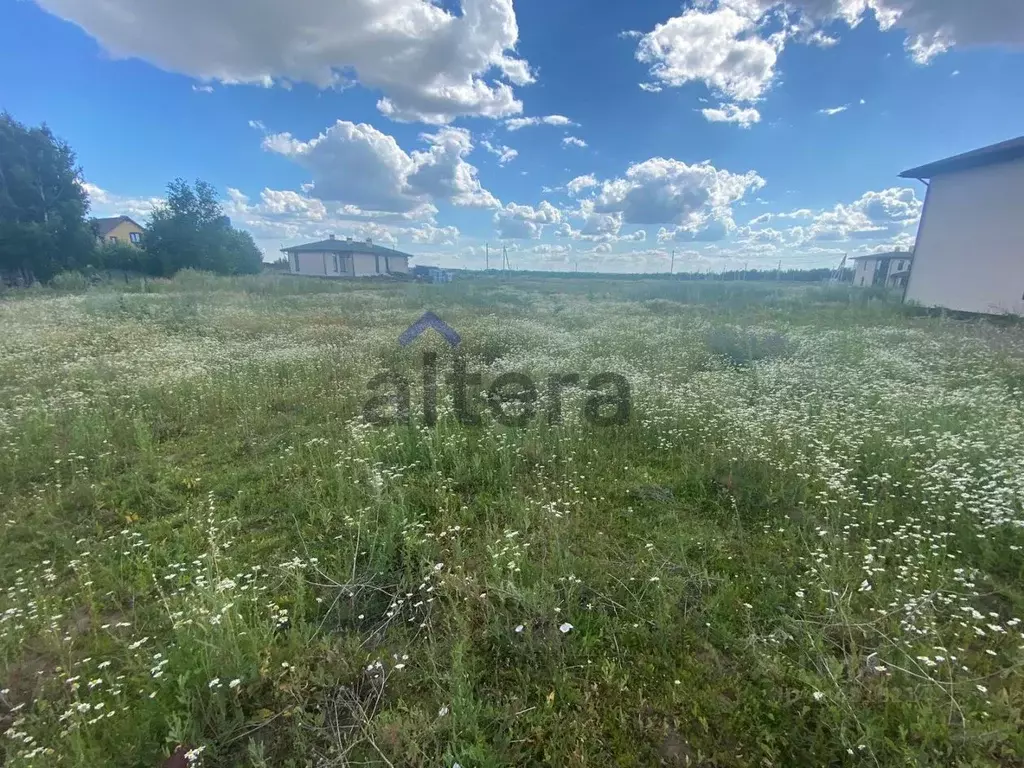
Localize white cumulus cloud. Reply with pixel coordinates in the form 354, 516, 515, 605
224, 187, 458, 251
635, 6, 784, 102
594, 157, 766, 230
32, 0, 532, 124
262, 120, 499, 213
407, 127, 501, 208
633, 0, 1024, 107
493, 201, 561, 240
764, 186, 923, 245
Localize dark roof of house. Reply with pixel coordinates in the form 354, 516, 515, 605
900, 136, 1024, 180
850, 251, 913, 261
92, 216, 142, 236
281, 238, 412, 259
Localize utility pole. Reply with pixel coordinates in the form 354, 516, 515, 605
485, 243, 489, 271
776, 259, 781, 280
670, 248, 675, 275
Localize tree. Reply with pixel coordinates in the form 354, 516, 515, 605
97, 239, 153, 281
0, 112, 94, 283
145, 179, 262, 276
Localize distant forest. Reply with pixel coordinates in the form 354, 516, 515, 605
453, 267, 850, 282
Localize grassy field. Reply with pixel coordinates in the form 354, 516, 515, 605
2, 272, 1024, 767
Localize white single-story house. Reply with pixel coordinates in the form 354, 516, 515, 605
900, 135, 1024, 315
281, 236, 411, 278
851, 251, 913, 288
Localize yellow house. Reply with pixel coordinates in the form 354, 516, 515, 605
93, 216, 144, 246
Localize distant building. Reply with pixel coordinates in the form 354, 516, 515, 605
93, 216, 144, 246
411, 264, 453, 283
280, 235, 411, 277
900, 136, 1024, 315
851, 251, 913, 288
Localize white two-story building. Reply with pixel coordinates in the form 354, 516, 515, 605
851, 251, 913, 288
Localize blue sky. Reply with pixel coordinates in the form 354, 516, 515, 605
3, 0, 1023, 272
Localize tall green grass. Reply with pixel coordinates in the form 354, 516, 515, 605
1, 274, 1023, 766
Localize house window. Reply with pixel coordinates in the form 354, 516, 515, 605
333, 254, 339, 273
108, 236, 118, 243
129, 232, 141, 244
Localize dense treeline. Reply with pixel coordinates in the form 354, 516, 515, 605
0, 112, 93, 282
0, 112, 261, 284
473, 267, 850, 282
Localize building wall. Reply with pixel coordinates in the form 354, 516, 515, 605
386, 255, 409, 274
905, 158, 1024, 315
102, 220, 145, 246
352, 253, 378, 276
887, 257, 910, 279
288, 250, 410, 277
854, 258, 877, 287
292, 251, 329, 276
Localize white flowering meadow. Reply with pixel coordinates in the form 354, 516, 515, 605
1, 271, 1023, 766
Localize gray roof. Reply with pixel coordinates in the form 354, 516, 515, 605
900, 136, 1024, 180
281, 238, 412, 259
92, 216, 142, 236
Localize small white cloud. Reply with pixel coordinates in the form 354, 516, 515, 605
562, 136, 588, 148
638, 82, 663, 93
505, 115, 578, 131
480, 139, 518, 165
566, 174, 598, 196
859, 99, 866, 105
819, 105, 849, 116
248, 119, 266, 131
192, 84, 214, 93
806, 30, 839, 47
701, 103, 761, 128
83, 182, 164, 220
952, 69, 961, 76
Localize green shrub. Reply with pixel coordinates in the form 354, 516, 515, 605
48, 270, 92, 291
